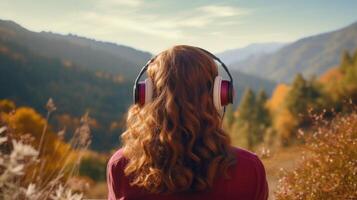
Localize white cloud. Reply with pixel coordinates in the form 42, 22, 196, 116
77, 11, 183, 39
72, 2, 250, 41
98, 0, 144, 8
166, 5, 250, 29
60, 2, 253, 53
198, 5, 249, 17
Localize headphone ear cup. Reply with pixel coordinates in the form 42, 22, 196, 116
134, 78, 153, 105
221, 79, 233, 105
213, 76, 224, 115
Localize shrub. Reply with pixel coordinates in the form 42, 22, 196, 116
275, 111, 357, 199
79, 153, 107, 181
0, 98, 92, 199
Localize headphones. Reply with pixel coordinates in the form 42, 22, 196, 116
133, 47, 234, 116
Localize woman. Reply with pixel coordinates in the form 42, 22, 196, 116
107, 45, 268, 200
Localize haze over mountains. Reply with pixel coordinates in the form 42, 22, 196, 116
0, 19, 152, 80
227, 21, 357, 83
0, 19, 275, 92
217, 42, 286, 65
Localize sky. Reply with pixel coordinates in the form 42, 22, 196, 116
0, 0, 357, 54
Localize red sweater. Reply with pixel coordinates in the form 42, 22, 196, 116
107, 147, 269, 200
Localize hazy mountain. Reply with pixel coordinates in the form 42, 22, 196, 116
0, 39, 133, 151
230, 21, 357, 83
217, 42, 286, 65
0, 19, 276, 96
227, 69, 276, 107
0, 19, 152, 80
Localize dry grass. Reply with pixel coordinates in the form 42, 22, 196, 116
0, 98, 92, 200
261, 146, 304, 200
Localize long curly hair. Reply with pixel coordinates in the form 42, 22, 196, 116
121, 45, 236, 194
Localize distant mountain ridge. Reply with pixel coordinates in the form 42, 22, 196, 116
0, 39, 133, 151
0, 19, 152, 80
0, 19, 276, 96
217, 42, 286, 65
230, 21, 357, 83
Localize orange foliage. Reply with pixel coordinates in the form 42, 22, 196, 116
319, 67, 343, 84
0, 99, 16, 113
273, 109, 298, 141
319, 67, 347, 103
2, 106, 75, 181
267, 84, 290, 113
4, 107, 49, 146
266, 84, 298, 144
275, 112, 357, 199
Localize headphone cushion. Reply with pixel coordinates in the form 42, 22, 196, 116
213, 76, 224, 115
135, 78, 153, 105
145, 78, 153, 104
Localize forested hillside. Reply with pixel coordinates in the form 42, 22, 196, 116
0, 19, 152, 79
230, 21, 357, 82
0, 39, 132, 151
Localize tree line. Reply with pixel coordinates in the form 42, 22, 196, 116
224, 49, 357, 150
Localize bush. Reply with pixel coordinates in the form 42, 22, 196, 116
0, 98, 92, 199
275, 112, 357, 199
79, 154, 107, 181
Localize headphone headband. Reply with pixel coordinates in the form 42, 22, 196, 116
133, 46, 235, 110
134, 47, 233, 87
196, 48, 233, 84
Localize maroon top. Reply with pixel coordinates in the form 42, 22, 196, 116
107, 147, 269, 200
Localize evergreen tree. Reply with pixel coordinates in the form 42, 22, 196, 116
286, 74, 323, 126
286, 73, 308, 118
238, 88, 256, 122
341, 49, 357, 103
237, 88, 270, 149
223, 105, 235, 129
237, 88, 256, 149
341, 50, 353, 72
256, 89, 270, 127
353, 49, 357, 65
255, 90, 271, 143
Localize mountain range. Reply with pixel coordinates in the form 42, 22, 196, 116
227, 21, 357, 83
0, 19, 152, 80
217, 42, 286, 65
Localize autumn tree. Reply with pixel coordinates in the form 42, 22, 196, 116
223, 105, 235, 130
256, 90, 270, 128
235, 88, 270, 149
285, 74, 323, 126
340, 49, 357, 103
340, 50, 353, 72
267, 84, 298, 146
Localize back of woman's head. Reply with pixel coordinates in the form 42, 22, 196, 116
121, 45, 236, 193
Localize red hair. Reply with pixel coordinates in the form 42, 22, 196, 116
121, 45, 236, 193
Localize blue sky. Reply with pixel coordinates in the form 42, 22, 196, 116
0, 0, 357, 53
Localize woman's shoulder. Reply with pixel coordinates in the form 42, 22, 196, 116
226, 146, 269, 199
228, 146, 267, 184
107, 148, 128, 171
230, 146, 262, 164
